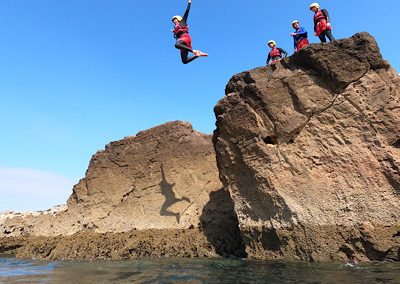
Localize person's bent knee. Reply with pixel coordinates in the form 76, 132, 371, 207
181, 56, 190, 64
175, 41, 183, 49
175, 40, 186, 49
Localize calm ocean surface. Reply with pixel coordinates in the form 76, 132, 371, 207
1, 255, 400, 283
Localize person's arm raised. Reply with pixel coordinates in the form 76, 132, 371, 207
182, 0, 192, 24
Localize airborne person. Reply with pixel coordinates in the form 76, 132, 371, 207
310, 3, 335, 43
172, 0, 208, 64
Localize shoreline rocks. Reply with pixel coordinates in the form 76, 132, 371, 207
0, 205, 67, 221
0, 229, 218, 260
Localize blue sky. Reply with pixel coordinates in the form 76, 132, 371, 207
0, 0, 399, 212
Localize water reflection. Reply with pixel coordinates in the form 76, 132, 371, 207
1, 255, 400, 283
0, 255, 56, 283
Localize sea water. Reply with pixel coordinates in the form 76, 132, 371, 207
1, 255, 400, 283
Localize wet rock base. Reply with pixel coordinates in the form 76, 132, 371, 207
241, 224, 400, 262
0, 229, 217, 260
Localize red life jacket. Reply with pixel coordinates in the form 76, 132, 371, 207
269, 47, 281, 58
313, 9, 326, 24
173, 24, 189, 39
313, 9, 331, 36
296, 38, 309, 50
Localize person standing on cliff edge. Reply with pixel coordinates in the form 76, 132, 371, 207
310, 3, 335, 43
172, 0, 208, 64
266, 40, 287, 66
290, 20, 309, 52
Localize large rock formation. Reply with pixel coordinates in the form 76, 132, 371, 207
213, 32, 400, 261
66, 120, 222, 232
1, 121, 222, 237
1, 121, 245, 259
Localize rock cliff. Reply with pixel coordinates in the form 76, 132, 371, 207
213, 32, 400, 261
1, 121, 222, 237
66, 120, 222, 232
1, 121, 245, 259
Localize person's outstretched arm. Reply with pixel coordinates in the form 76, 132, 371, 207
181, 0, 192, 27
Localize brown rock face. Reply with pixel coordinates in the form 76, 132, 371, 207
213, 33, 400, 261
66, 120, 222, 232
1, 121, 246, 259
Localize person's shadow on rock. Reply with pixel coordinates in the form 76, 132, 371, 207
159, 164, 190, 223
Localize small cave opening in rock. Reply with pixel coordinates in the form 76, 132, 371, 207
263, 136, 277, 145
393, 231, 400, 238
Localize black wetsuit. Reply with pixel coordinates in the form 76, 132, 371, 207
314, 9, 335, 43
173, 3, 198, 64
266, 48, 288, 65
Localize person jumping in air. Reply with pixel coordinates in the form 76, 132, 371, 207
172, 0, 207, 64
266, 40, 287, 66
290, 20, 309, 52
310, 3, 335, 43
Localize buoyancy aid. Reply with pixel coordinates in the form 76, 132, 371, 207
296, 38, 309, 50
313, 9, 326, 24
269, 47, 282, 58
313, 9, 331, 36
173, 24, 189, 39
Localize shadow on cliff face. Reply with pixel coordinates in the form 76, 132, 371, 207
200, 188, 247, 258
159, 164, 190, 223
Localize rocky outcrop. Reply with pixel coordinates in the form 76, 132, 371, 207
213, 32, 400, 262
65, 120, 222, 233
1, 121, 222, 237
1, 121, 246, 259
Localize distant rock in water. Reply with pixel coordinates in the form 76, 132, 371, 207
0, 205, 67, 221
213, 32, 400, 262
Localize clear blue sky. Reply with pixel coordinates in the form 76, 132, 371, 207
0, 0, 399, 212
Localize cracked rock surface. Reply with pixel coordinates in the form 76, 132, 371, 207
213, 32, 400, 261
